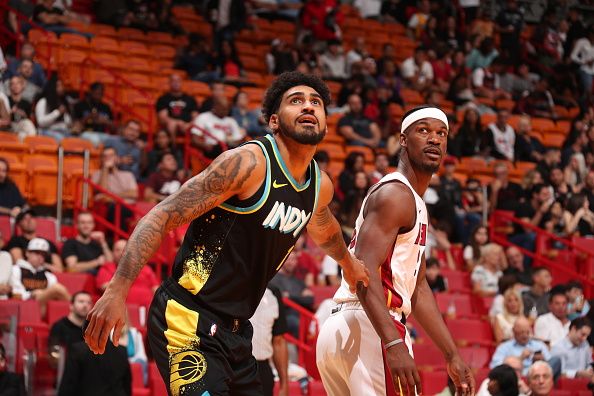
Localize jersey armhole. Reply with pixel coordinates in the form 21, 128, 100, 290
362, 180, 417, 234
219, 140, 272, 214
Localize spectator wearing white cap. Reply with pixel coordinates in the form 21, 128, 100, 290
11, 238, 70, 314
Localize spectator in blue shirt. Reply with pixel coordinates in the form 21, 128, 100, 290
490, 317, 560, 378
231, 91, 267, 138
104, 120, 143, 180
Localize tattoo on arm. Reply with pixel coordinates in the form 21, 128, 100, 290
309, 206, 348, 262
115, 150, 257, 281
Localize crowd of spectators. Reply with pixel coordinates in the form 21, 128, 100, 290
2, 0, 594, 394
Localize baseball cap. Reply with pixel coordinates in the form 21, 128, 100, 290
15, 208, 36, 224
27, 238, 49, 253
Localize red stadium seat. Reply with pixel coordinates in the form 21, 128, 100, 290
446, 318, 494, 346
131, 362, 150, 395
557, 377, 590, 392
413, 343, 446, 369
435, 293, 477, 318
441, 269, 472, 293
55, 273, 96, 295
150, 362, 168, 396
0, 215, 12, 241
46, 300, 70, 326
457, 346, 491, 369
419, 370, 448, 395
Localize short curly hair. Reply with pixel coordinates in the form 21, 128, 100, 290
261, 71, 331, 123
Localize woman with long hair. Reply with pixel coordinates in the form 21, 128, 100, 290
463, 225, 489, 270
487, 364, 519, 396
142, 129, 183, 178
339, 170, 370, 239
493, 289, 525, 343
457, 107, 483, 157
35, 74, 72, 141
565, 193, 594, 236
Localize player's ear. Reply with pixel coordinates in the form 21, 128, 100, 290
399, 131, 407, 147
269, 114, 279, 132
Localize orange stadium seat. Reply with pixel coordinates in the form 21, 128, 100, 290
241, 56, 267, 74
120, 40, 150, 57
495, 99, 515, 111
401, 89, 424, 105
117, 27, 147, 42
58, 32, 90, 50
90, 36, 121, 54
0, 152, 20, 165
122, 72, 155, 90
82, 67, 116, 89
125, 57, 154, 74
56, 47, 88, 67
90, 53, 124, 70
149, 44, 176, 60
345, 145, 375, 163
86, 23, 118, 37
541, 133, 565, 148
146, 31, 176, 46
531, 117, 556, 134
23, 135, 58, 155
61, 137, 95, 153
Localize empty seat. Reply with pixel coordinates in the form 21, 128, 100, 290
446, 318, 494, 346
419, 370, 448, 395
34, 217, 57, 243
435, 293, 476, 318
46, 300, 70, 327
55, 273, 96, 295
441, 269, 472, 293
457, 346, 491, 369
557, 377, 590, 392
131, 362, 150, 395
413, 343, 446, 369
149, 362, 168, 396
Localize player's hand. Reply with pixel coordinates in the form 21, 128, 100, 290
342, 252, 369, 293
84, 288, 127, 354
386, 342, 421, 396
447, 354, 475, 396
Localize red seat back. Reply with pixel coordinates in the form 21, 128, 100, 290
435, 293, 476, 318
55, 272, 96, 295
419, 370, 448, 395
446, 318, 494, 346
413, 343, 446, 369
46, 300, 70, 327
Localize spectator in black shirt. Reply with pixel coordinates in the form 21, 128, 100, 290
0, 343, 25, 396
155, 73, 198, 139
426, 257, 446, 293
380, 0, 409, 25
72, 82, 113, 147
514, 115, 545, 163
0, 158, 25, 218
457, 107, 484, 157
141, 129, 183, 178
48, 291, 93, 368
511, 183, 554, 254
337, 151, 365, 201
175, 34, 217, 83
6, 209, 63, 273
198, 81, 226, 113
495, 0, 524, 61
549, 167, 571, 203
536, 148, 561, 184
61, 212, 113, 274
338, 94, 381, 149
489, 162, 524, 212
57, 341, 131, 396
33, 0, 91, 38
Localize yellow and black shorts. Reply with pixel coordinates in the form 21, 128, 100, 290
147, 279, 262, 396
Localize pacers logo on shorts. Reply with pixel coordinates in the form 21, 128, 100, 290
169, 350, 207, 395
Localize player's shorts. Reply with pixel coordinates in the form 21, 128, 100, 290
148, 278, 261, 396
316, 301, 415, 396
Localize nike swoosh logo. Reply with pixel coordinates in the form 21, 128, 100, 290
273, 180, 288, 188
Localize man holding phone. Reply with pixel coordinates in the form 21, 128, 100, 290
489, 317, 561, 378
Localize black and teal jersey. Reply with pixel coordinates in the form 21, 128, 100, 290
168, 135, 322, 320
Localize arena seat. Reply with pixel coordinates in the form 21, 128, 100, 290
457, 346, 491, 369
446, 318, 494, 346
131, 362, 150, 395
55, 273, 96, 295
440, 269, 471, 293
419, 370, 448, 395
149, 362, 168, 396
46, 300, 70, 327
435, 293, 476, 318
413, 343, 446, 369
0, 215, 12, 241
557, 377, 591, 392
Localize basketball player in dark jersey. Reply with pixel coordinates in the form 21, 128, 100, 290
84, 72, 369, 395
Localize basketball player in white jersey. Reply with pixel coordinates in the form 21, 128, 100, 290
316, 106, 475, 396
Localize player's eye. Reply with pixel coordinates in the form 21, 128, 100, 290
311, 99, 320, 105
291, 98, 302, 104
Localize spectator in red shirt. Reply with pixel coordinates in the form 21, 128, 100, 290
292, 234, 320, 287
301, 0, 343, 42
96, 239, 158, 308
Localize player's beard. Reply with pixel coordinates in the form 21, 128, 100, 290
278, 117, 326, 146
409, 152, 441, 174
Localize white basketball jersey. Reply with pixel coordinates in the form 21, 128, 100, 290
334, 172, 428, 319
